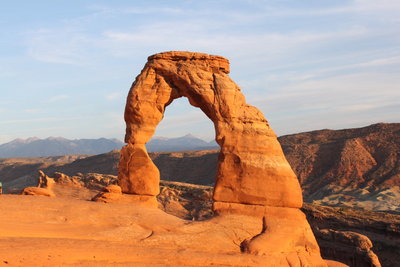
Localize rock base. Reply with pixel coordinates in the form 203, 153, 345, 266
214, 201, 328, 266
92, 185, 158, 208
21, 187, 55, 197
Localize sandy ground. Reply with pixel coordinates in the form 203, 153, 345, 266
0, 192, 279, 266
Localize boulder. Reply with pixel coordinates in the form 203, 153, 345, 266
103, 184, 122, 194
21, 170, 55, 197
92, 184, 157, 207
21, 187, 55, 197
37, 170, 55, 190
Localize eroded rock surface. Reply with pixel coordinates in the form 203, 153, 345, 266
21, 170, 55, 197
118, 51, 327, 266
316, 229, 381, 267
279, 123, 400, 214
302, 203, 395, 267
119, 51, 302, 208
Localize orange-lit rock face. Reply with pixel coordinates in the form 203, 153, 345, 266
119, 51, 303, 208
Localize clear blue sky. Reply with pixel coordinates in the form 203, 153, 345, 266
1, 0, 399, 144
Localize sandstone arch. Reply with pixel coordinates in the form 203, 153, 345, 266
117, 52, 330, 265
118, 51, 303, 209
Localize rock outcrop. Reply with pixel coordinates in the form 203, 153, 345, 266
279, 122, 400, 211
92, 184, 158, 207
316, 229, 381, 267
118, 51, 327, 266
119, 51, 302, 207
158, 181, 388, 267
302, 203, 396, 267
21, 170, 55, 197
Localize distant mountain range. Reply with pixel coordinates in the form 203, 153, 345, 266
0, 137, 125, 158
146, 134, 218, 152
0, 134, 218, 157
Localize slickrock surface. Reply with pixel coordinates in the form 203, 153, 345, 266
0, 190, 332, 267
10, 172, 395, 266
8, 170, 394, 267
3, 177, 391, 266
0, 194, 265, 266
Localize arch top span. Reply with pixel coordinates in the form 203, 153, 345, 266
147, 51, 230, 74
118, 51, 303, 209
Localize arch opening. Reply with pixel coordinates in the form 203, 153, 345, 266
146, 96, 220, 220
147, 96, 219, 187
150, 97, 216, 148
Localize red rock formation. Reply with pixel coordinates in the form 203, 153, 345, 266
302, 203, 396, 267
316, 229, 381, 267
279, 123, 400, 211
91, 184, 157, 207
119, 51, 302, 208
21, 170, 55, 197
118, 51, 327, 266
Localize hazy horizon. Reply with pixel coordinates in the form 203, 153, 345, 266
2, 121, 398, 146
1, 1, 399, 144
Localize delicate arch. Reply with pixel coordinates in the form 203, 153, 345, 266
118, 51, 303, 208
